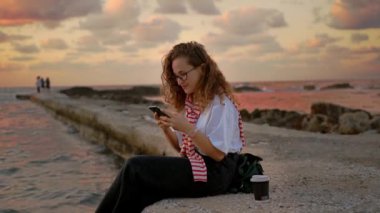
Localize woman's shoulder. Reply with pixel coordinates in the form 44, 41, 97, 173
211, 94, 236, 111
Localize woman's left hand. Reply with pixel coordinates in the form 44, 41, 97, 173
160, 109, 192, 133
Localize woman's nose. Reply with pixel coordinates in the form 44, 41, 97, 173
177, 78, 184, 85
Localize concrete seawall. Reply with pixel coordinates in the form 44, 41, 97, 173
27, 93, 177, 159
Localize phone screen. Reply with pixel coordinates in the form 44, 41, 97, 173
148, 106, 170, 117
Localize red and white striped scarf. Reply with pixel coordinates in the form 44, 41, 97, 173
180, 95, 246, 182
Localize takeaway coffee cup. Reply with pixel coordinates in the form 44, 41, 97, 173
250, 175, 270, 200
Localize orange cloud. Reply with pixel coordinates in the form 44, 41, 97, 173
0, 62, 23, 72
40, 38, 68, 50
306, 34, 341, 48
0, 19, 34, 26
328, 0, 380, 29
132, 16, 181, 43
214, 6, 286, 35
0, 0, 101, 26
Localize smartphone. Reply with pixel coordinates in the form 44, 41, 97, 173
148, 106, 170, 118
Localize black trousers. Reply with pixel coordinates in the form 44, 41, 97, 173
96, 153, 239, 213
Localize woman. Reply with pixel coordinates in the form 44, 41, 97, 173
96, 41, 245, 213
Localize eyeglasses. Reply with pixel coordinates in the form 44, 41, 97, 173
173, 65, 200, 82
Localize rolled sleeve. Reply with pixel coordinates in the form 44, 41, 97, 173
205, 101, 240, 154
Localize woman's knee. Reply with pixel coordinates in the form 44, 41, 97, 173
122, 156, 145, 178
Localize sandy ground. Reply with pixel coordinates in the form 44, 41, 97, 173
33, 94, 380, 212
143, 123, 380, 212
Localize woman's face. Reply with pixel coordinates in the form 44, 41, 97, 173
172, 57, 202, 95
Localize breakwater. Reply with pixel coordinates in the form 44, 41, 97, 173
26, 93, 177, 159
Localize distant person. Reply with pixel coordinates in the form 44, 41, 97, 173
96, 41, 246, 212
40, 78, 45, 90
46, 77, 50, 90
36, 76, 41, 93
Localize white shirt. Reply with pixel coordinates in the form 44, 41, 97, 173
174, 95, 243, 155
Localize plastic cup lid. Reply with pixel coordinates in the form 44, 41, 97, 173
250, 175, 270, 182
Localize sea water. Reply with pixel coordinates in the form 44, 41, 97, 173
0, 88, 119, 213
234, 79, 380, 114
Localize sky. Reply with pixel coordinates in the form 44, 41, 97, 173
0, 0, 379, 87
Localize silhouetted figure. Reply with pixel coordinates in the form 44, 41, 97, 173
41, 78, 45, 89
46, 77, 50, 90
36, 76, 41, 93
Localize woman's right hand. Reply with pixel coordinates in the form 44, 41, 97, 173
154, 113, 171, 130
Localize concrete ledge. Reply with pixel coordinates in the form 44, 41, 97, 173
29, 93, 177, 158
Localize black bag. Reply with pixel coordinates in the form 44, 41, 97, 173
228, 153, 264, 193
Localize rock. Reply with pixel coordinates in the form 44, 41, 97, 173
15, 94, 32, 100
239, 109, 251, 121
251, 109, 261, 119
248, 109, 305, 129
234, 85, 262, 92
301, 114, 336, 133
321, 83, 354, 90
59, 86, 161, 105
310, 102, 371, 123
370, 116, 380, 132
244, 103, 375, 135
303, 85, 316, 91
338, 112, 371, 134
60, 87, 96, 96
368, 85, 380, 90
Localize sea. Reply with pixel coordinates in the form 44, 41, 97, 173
1, 79, 379, 212
0, 87, 119, 212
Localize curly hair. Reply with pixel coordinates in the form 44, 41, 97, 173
161, 41, 236, 111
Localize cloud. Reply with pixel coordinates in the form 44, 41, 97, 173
306, 33, 341, 48
325, 45, 352, 56
0, 0, 101, 27
201, 6, 286, 52
155, 0, 187, 13
202, 33, 256, 50
312, 7, 323, 23
288, 33, 342, 54
155, 0, 220, 15
80, 0, 140, 32
9, 56, 35, 61
78, 0, 139, 48
351, 33, 369, 44
214, 6, 287, 35
131, 16, 182, 44
12, 43, 39, 54
351, 46, 380, 54
202, 32, 283, 54
101, 32, 130, 46
327, 0, 380, 29
76, 35, 107, 52
29, 61, 89, 72
187, 0, 220, 15
40, 38, 68, 50
220, 43, 380, 82
0, 62, 23, 72
80, 2, 182, 51
0, 31, 30, 43
28, 59, 161, 85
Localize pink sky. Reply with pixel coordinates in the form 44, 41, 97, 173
0, 0, 379, 87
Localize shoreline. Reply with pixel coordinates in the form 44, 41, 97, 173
21, 92, 380, 212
